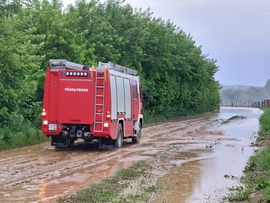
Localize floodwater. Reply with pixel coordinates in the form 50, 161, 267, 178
0, 107, 262, 203
155, 107, 262, 203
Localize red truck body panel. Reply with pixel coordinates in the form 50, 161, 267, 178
41, 60, 143, 148
42, 69, 95, 135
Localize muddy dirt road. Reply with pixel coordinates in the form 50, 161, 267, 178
0, 107, 262, 203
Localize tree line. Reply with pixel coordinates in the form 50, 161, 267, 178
220, 79, 270, 102
0, 0, 220, 147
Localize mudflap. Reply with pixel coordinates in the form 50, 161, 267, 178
99, 137, 117, 149
51, 136, 68, 148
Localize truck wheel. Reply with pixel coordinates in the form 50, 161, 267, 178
68, 138, 75, 147
132, 122, 141, 144
116, 123, 123, 148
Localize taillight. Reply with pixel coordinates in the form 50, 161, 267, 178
106, 111, 111, 119
42, 108, 46, 116
42, 109, 47, 125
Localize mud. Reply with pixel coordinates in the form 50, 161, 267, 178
0, 107, 262, 202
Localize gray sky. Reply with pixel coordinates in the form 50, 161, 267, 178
64, 0, 270, 86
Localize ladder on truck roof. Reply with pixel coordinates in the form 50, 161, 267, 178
98, 61, 138, 76
49, 59, 89, 70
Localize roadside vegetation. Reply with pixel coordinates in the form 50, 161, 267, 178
0, 124, 47, 150
226, 108, 270, 202
0, 0, 220, 150
57, 161, 155, 203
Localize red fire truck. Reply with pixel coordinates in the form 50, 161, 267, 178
41, 59, 143, 149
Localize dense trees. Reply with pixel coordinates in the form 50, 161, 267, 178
0, 0, 220, 147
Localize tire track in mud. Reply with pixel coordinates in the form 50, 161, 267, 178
0, 115, 220, 202
1, 148, 133, 189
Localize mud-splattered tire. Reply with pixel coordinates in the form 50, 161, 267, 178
68, 138, 75, 147
116, 123, 123, 148
132, 123, 141, 144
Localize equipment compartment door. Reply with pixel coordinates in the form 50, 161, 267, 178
131, 80, 139, 120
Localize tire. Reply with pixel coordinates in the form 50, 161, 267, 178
116, 123, 123, 148
132, 122, 141, 144
68, 138, 75, 147
52, 136, 68, 148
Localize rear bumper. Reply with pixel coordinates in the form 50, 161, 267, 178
42, 125, 63, 136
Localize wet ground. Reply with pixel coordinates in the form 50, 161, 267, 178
0, 107, 262, 202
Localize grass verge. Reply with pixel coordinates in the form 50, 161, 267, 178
0, 123, 48, 151
57, 160, 154, 203
226, 108, 270, 202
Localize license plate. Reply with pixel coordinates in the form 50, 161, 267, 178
48, 124, 57, 131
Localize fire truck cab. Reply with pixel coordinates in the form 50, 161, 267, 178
41, 59, 143, 149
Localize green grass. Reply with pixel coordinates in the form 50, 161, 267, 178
226, 186, 249, 201
257, 108, 270, 144
143, 110, 170, 124
260, 108, 270, 133
227, 108, 270, 202
0, 123, 47, 151
57, 161, 153, 203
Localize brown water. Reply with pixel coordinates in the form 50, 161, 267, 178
155, 107, 262, 203
0, 107, 262, 203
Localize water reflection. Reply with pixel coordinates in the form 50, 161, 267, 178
156, 107, 262, 203
35, 157, 136, 202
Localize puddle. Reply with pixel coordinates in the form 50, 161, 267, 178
155, 107, 262, 203
0, 147, 153, 203
0, 107, 263, 203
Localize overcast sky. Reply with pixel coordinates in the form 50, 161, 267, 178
64, 0, 270, 86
